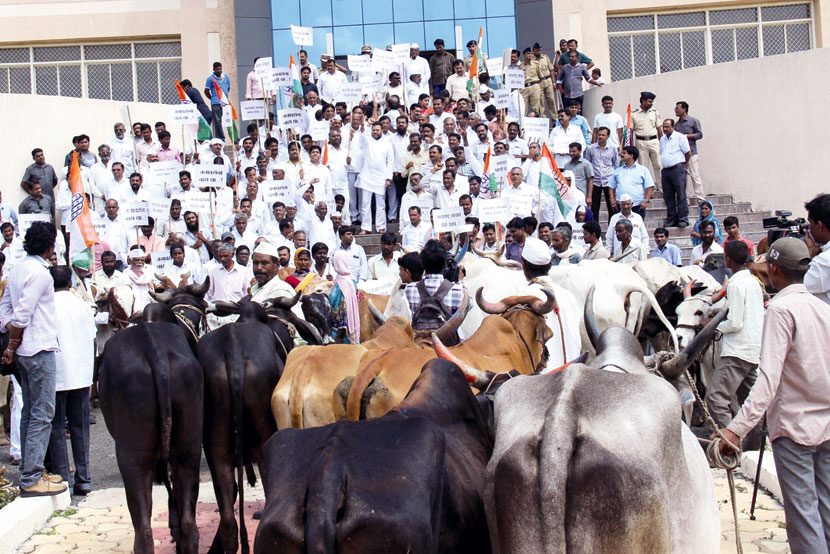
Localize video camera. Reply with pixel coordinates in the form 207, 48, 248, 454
763, 210, 808, 243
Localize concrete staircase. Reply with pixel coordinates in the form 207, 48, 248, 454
355, 191, 771, 265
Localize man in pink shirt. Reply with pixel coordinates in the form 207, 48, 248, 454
718, 237, 830, 553
156, 131, 181, 163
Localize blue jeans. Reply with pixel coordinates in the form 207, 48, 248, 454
17, 351, 57, 489
211, 104, 225, 140
772, 436, 830, 554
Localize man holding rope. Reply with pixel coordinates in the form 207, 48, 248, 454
717, 237, 830, 554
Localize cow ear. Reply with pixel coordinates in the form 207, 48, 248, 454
127, 309, 144, 324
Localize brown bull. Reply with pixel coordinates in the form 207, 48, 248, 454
344, 288, 556, 421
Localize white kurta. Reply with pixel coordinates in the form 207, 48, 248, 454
54, 290, 96, 391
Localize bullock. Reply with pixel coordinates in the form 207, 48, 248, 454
148, 275, 212, 349
197, 293, 321, 554
343, 288, 555, 422
254, 358, 494, 554
474, 289, 721, 554
271, 300, 468, 430
98, 308, 204, 554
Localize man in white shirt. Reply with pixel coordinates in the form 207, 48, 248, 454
336, 225, 368, 282
401, 204, 432, 251
804, 194, 830, 304
231, 213, 257, 250
471, 123, 492, 165
428, 97, 452, 129
135, 123, 160, 167
326, 129, 351, 224
89, 145, 112, 214
705, 240, 764, 428
116, 172, 150, 206
548, 109, 585, 168
357, 122, 394, 233
405, 44, 431, 87
48, 265, 96, 495
506, 122, 529, 161
308, 201, 337, 254
591, 95, 624, 148
400, 173, 435, 220
612, 218, 648, 263
385, 72, 404, 104
445, 60, 469, 102
521, 142, 542, 188
206, 242, 250, 302
501, 167, 538, 217
434, 170, 463, 210
108, 122, 136, 175
406, 72, 429, 103
606, 194, 649, 255
691, 220, 724, 266
101, 199, 130, 264
368, 232, 401, 280
660, 118, 691, 228
318, 58, 347, 101
304, 144, 333, 203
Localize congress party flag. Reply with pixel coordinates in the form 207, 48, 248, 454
466, 27, 484, 99
211, 76, 239, 142
289, 54, 304, 108
68, 152, 100, 270
175, 79, 212, 141
539, 143, 580, 219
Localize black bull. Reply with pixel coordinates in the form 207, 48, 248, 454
254, 359, 494, 554
99, 318, 204, 554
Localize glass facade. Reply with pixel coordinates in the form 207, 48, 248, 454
270, 0, 516, 67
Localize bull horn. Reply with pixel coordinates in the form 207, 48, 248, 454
530, 287, 557, 315
367, 299, 387, 325
455, 233, 469, 263
432, 332, 491, 388
711, 277, 728, 303
154, 273, 176, 291
449, 233, 460, 257
149, 289, 174, 304
272, 289, 302, 309
583, 286, 602, 350
434, 292, 470, 342
540, 352, 589, 375
683, 280, 698, 299
660, 305, 729, 378
189, 276, 210, 298
475, 287, 508, 315
177, 272, 191, 288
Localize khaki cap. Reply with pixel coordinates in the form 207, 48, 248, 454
768, 237, 811, 270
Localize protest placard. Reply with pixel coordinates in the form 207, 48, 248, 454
371, 48, 396, 72
347, 54, 371, 73
277, 108, 305, 130
358, 278, 396, 296
504, 68, 525, 90
122, 202, 149, 227
148, 197, 172, 220
18, 214, 51, 235
183, 192, 211, 214
391, 43, 410, 64
523, 117, 550, 142
431, 207, 466, 232
262, 180, 292, 203
192, 166, 226, 188
308, 120, 330, 141
90, 212, 108, 237
291, 25, 313, 46
151, 251, 172, 268
361, 74, 381, 95
147, 160, 180, 197
485, 57, 504, 76
254, 57, 272, 79
509, 195, 534, 217
493, 88, 510, 109
270, 67, 291, 88
477, 198, 512, 222
490, 155, 511, 180
240, 100, 266, 121
170, 103, 200, 124
339, 82, 363, 104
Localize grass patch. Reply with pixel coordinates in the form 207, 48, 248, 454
50, 507, 78, 519
35, 528, 57, 536
778, 521, 787, 529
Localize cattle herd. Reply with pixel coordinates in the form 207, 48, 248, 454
97, 253, 731, 554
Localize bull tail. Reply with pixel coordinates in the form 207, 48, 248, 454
345, 363, 384, 421
225, 326, 249, 548
144, 325, 172, 463
304, 455, 346, 554
288, 359, 312, 428
627, 284, 680, 354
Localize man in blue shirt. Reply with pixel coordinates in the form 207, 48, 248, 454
608, 145, 655, 218
650, 227, 683, 266
204, 61, 231, 141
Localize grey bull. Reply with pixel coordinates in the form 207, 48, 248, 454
479, 287, 721, 554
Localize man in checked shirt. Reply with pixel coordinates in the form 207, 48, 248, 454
405, 240, 467, 345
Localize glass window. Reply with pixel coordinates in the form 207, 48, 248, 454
271, 0, 300, 26
85, 44, 131, 61
609, 36, 633, 80
711, 28, 735, 63
159, 61, 181, 103
134, 42, 181, 58
332, 0, 362, 26
272, 30, 295, 65
786, 22, 811, 51
657, 12, 705, 29
607, 16, 654, 33
682, 30, 706, 68
0, 48, 28, 64
393, 0, 423, 22
136, 61, 159, 103
301, 0, 332, 27
33, 46, 80, 62
423, 0, 452, 20
0, 68, 8, 94
304, 28, 331, 65
395, 22, 425, 49
761, 4, 810, 22
632, 34, 656, 77
111, 62, 133, 101
364, 24, 395, 49
35, 66, 58, 95
87, 64, 110, 99
486, 17, 517, 58
710, 8, 757, 26
658, 32, 682, 72
363, 0, 393, 24
762, 24, 786, 56
59, 65, 82, 97
455, 0, 485, 20
457, 19, 487, 54
9, 66, 30, 94
736, 27, 759, 60
424, 20, 455, 49
334, 25, 364, 56
486, 0, 514, 18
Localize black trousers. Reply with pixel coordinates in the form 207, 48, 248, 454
662, 163, 689, 225
49, 387, 91, 489
591, 186, 617, 221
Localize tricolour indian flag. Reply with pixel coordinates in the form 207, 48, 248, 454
175, 79, 212, 141
482, 145, 498, 197
68, 151, 100, 270
539, 143, 580, 219
289, 54, 303, 107
211, 76, 239, 142
622, 103, 633, 147
466, 27, 484, 98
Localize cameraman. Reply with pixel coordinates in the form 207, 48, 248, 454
804, 193, 830, 304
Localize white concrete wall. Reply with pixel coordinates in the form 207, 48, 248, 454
582, 47, 830, 217
1, 93, 181, 206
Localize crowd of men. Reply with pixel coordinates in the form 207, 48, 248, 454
1, 34, 830, 554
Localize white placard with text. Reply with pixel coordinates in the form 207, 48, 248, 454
18, 214, 51, 235
192, 166, 226, 188
504, 68, 525, 90
347, 54, 371, 73
122, 202, 150, 227
523, 117, 550, 142
493, 88, 510, 109
476, 198, 512, 222
391, 43, 410, 65
148, 197, 172, 220
270, 67, 291, 88
262, 180, 292, 203
308, 120, 330, 141
371, 48, 396, 72
339, 82, 363, 104
485, 57, 504, 76
431, 207, 466, 232
151, 250, 172, 268
183, 191, 211, 214
240, 100, 267, 121
509, 195, 534, 217
291, 25, 313, 46
171, 103, 200, 123
277, 108, 305, 130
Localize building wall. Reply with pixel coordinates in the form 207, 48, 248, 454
234, 0, 272, 104
551, 0, 828, 81
582, 47, 830, 217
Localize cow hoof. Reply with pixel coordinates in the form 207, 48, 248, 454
253, 510, 262, 520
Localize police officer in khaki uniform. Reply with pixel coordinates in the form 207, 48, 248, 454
532, 42, 558, 119
519, 47, 542, 116
631, 91, 663, 186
